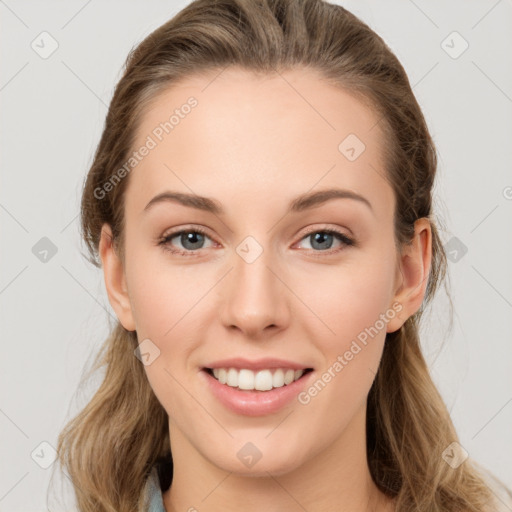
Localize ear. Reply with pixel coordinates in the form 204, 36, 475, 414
99, 223, 136, 331
386, 217, 432, 333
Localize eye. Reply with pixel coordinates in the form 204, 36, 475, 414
158, 226, 355, 257
158, 227, 215, 256
296, 228, 355, 255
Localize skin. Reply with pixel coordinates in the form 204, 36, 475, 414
99, 67, 431, 512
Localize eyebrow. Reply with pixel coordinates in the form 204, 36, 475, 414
143, 188, 373, 215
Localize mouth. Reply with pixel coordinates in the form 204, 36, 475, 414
202, 367, 314, 392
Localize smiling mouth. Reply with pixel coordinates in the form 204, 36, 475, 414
203, 367, 314, 392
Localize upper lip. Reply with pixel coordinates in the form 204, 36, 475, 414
203, 357, 313, 372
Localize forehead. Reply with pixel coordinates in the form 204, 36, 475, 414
126, 66, 393, 218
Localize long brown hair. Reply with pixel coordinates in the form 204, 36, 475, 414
53, 1, 508, 510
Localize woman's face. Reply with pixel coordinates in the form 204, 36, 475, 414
101, 67, 428, 476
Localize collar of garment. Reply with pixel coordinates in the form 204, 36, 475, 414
145, 466, 166, 512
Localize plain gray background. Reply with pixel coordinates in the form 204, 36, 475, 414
1, 0, 511, 510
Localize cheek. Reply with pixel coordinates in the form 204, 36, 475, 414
295, 288, 391, 444
125, 246, 211, 402
293, 248, 397, 431
291, 247, 396, 418
125, 243, 205, 339
295, 250, 396, 354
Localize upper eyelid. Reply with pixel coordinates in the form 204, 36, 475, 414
162, 225, 214, 242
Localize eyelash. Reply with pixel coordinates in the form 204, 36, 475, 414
158, 226, 355, 258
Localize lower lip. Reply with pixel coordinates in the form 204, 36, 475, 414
201, 369, 313, 417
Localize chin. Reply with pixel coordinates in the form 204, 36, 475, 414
206, 443, 307, 477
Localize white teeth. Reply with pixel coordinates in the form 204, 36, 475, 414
227, 368, 238, 387
218, 368, 227, 384
254, 370, 273, 391
238, 369, 254, 390
284, 369, 295, 385
272, 369, 284, 388
209, 367, 307, 391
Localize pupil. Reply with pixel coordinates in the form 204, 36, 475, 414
312, 232, 332, 250
183, 232, 204, 249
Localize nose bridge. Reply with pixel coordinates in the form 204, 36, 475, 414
220, 235, 289, 336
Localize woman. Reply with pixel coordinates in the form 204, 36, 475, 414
54, 0, 511, 511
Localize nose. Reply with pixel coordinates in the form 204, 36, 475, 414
219, 247, 291, 340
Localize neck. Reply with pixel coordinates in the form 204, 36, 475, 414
163, 405, 394, 512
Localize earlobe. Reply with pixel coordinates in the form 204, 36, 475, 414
98, 224, 136, 331
386, 218, 432, 333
